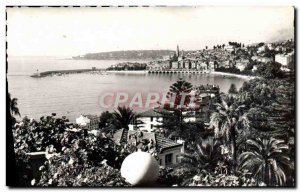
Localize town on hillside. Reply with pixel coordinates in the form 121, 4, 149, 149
108, 40, 294, 77
8, 6, 295, 188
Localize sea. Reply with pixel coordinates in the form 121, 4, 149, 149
7, 56, 247, 122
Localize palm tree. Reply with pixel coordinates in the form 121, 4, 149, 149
182, 137, 223, 173
7, 92, 20, 186
8, 93, 21, 125
112, 106, 136, 129
238, 137, 291, 186
209, 96, 249, 162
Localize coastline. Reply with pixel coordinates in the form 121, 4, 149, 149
210, 71, 257, 80
106, 70, 257, 80
106, 70, 148, 74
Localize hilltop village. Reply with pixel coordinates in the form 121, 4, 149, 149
108, 40, 294, 76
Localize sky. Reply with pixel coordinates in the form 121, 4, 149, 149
6, 6, 294, 57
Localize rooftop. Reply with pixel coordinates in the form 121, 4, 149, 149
139, 107, 172, 117
112, 128, 182, 153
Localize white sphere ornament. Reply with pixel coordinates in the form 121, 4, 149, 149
120, 151, 159, 186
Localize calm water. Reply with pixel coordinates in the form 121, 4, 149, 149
7, 57, 246, 122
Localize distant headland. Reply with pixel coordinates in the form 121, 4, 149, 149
72, 50, 174, 60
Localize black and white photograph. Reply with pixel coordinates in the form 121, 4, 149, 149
5, 6, 295, 187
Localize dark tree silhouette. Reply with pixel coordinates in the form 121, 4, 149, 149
8, 93, 21, 125
7, 92, 20, 186
112, 106, 136, 129
228, 83, 238, 94
164, 78, 194, 114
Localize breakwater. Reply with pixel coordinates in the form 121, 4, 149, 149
31, 68, 106, 77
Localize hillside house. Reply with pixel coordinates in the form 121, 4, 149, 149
76, 114, 99, 130
112, 129, 184, 167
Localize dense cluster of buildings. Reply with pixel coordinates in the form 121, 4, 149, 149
147, 45, 215, 72
147, 39, 294, 73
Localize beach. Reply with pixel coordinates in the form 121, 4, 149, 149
210, 71, 257, 80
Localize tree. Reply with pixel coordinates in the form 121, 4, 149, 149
256, 62, 284, 79
244, 62, 254, 72
228, 84, 238, 94
158, 79, 205, 141
8, 93, 21, 125
7, 92, 20, 186
164, 78, 194, 115
112, 106, 136, 129
209, 97, 249, 163
99, 111, 114, 129
160, 79, 197, 137
182, 137, 223, 173
239, 138, 292, 186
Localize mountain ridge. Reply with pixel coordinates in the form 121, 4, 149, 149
73, 50, 176, 60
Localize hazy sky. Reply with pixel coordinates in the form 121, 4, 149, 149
7, 6, 294, 57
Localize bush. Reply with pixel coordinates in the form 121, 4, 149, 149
36, 147, 129, 187
186, 171, 256, 187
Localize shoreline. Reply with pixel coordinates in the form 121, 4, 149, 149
107, 70, 257, 80
106, 70, 148, 74
210, 71, 257, 80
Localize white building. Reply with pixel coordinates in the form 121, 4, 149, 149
252, 65, 258, 72
224, 45, 234, 52
138, 104, 212, 132
162, 55, 170, 61
236, 63, 246, 71
275, 53, 294, 66
267, 43, 274, 50
235, 59, 249, 71
251, 56, 274, 63
198, 62, 208, 71
137, 108, 171, 132
171, 61, 179, 69
112, 129, 184, 167
208, 61, 215, 71
182, 111, 196, 122
257, 45, 266, 53
76, 114, 99, 130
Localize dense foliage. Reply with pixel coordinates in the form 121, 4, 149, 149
13, 114, 129, 186
36, 141, 129, 187
239, 138, 292, 186
107, 62, 147, 71
11, 74, 295, 187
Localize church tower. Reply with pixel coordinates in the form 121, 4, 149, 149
177, 45, 180, 57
